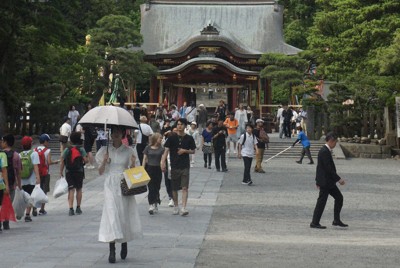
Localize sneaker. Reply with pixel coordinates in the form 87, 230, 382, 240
222, 169, 228, 172
191, 160, 195, 164
242, 181, 249, 185
154, 204, 159, 213
204, 163, 207, 168
75, 207, 82, 215
180, 207, 189, 216
148, 204, 155, 215
258, 170, 266, 173
32, 208, 38, 217
190, 164, 194, 168
226, 149, 230, 154
39, 209, 47, 215
296, 160, 302, 164
25, 216, 32, 222
247, 180, 253, 186
308, 162, 314, 165
69, 209, 75, 216
208, 166, 211, 169
87, 165, 96, 169
168, 199, 174, 207
173, 206, 179, 215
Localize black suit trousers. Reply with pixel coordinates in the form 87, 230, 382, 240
312, 185, 343, 224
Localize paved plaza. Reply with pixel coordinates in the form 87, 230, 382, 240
0, 144, 399, 268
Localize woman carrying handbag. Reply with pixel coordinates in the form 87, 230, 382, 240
96, 126, 142, 264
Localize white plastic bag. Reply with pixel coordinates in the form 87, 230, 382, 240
22, 189, 34, 206
53, 177, 68, 198
31, 184, 49, 208
12, 188, 27, 219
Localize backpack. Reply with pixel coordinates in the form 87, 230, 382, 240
241, 133, 255, 145
0, 150, 15, 187
35, 147, 49, 177
65, 146, 84, 172
20, 150, 34, 179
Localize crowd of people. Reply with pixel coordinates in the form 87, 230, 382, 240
0, 100, 349, 264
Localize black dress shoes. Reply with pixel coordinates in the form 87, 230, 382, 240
332, 221, 348, 227
310, 223, 327, 229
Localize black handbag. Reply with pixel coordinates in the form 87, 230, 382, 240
120, 178, 147, 196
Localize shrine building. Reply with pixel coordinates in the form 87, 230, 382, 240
135, 0, 301, 111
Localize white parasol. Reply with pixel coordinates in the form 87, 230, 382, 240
78, 106, 138, 129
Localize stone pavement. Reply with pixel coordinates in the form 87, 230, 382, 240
1, 146, 400, 268
0, 150, 223, 268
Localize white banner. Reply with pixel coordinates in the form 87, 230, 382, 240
396, 97, 400, 138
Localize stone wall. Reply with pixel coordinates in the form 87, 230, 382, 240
340, 143, 392, 159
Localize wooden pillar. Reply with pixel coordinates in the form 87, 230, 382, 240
232, 88, 238, 109
159, 79, 163, 104
177, 87, 184, 108
149, 77, 155, 104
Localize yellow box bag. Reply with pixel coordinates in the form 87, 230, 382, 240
123, 166, 150, 189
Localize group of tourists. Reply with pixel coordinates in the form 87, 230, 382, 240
0, 100, 349, 265
276, 104, 308, 139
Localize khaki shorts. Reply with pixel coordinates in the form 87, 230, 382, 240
226, 134, 238, 143
171, 168, 190, 191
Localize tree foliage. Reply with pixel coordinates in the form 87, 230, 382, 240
0, 0, 154, 134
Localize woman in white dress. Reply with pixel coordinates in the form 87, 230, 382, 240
96, 126, 142, 264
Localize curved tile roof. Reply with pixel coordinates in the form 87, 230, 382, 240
158, 57, 260, 75
140, 2, 301, 56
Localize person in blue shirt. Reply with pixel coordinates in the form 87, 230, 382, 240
292, 126, 314, 164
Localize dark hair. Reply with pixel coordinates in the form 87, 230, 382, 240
297, 126, 303, 131
111, 126, 127, 138
325, 132, 338, 142
177, 118, 188, 126
2, 134, 15, 147
245, 123, 254, 130
206, 121, 214, 127
70, 132, 83, 145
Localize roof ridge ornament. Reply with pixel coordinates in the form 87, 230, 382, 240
200, 21, 220, 35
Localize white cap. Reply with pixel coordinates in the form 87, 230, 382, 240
256, 119, 264, 123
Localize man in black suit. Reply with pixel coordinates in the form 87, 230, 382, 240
310, 132, 348, 229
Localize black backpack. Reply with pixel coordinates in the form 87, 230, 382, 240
241, 133, 255, 145
65, 146, 84, 172
1, 150, 15, 187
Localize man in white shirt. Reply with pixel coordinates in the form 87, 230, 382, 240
135, 116, 154, 165
237, 124, 258, 186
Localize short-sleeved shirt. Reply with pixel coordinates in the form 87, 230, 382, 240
143, 146, 164, 166
62, 146, 87, 172
238, 133, 258, 158
297, 131, 311, 148
224, 118, 239, 135
20, 150, 40, 186
164, 134, 196, 169
0, 152, 8, 189
202, 129, 213, 143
